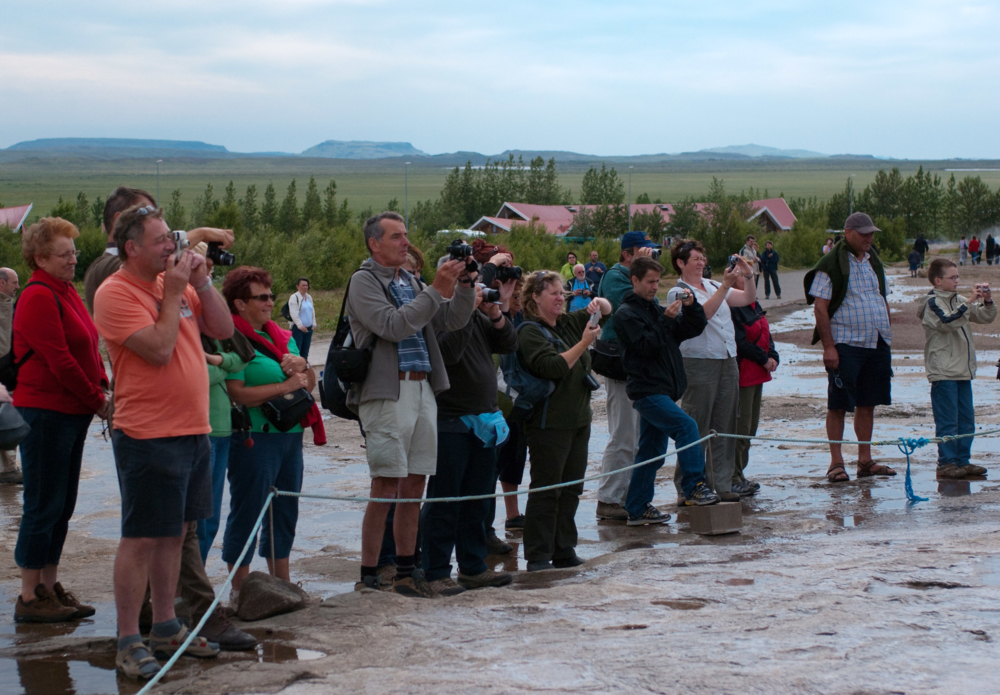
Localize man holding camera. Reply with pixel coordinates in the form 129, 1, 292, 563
593, 231, 659, 521
94, 205, 234, 679
347, 213, 475, 597
421, 253, 518, 595
615, 256, 720, 524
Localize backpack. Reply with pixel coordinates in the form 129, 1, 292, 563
0, 282, 63, 391
499, 321, 563, 429
280, 298, 293, 323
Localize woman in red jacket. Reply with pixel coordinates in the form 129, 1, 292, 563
13, 217, 110, 624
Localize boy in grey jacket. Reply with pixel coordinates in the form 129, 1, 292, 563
918, 258, 996, 479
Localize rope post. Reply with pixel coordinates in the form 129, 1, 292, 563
268, 486, 277, 576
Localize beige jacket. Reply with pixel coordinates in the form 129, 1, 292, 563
917, 288, 996, 382
0, 294, 12, 356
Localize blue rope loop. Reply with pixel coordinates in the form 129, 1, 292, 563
897, 437, 930, 503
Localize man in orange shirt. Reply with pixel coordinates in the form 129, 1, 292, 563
94, 205, 233, 680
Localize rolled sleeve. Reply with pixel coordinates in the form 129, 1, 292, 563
809, 271, 833, 301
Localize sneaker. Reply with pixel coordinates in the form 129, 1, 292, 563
14, 585, 77, 623
377, 564, 397, 591
52, 582, 95, 619
148, 624, 220, 660
457, 569, 513, 589
596, 501, 629, 521
486, 533, 513, 555
776, 295, 782, 299
747, 479, 761, 491
731, 480, 757, 498
116, 641, 161, 680
199, 611, 258, 651
428, 577, 467, 596
392, 569, 437, 598
961, 464, 988, 476
936, 464, 967, 480
0, 468, 23, 484
627, 503, 671, 526
354, 575, 381, 593
685, 482, 721, 506
504, 515, 525, 530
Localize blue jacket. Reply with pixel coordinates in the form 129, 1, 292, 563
760, 249, 779, 273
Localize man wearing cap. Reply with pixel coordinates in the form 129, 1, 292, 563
592, 231, 658, 521
805, 212, 897, 483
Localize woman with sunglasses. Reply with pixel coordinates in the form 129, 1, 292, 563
669, 239, 757, 503
12, 218, 110, 623
220, 267, 324, 601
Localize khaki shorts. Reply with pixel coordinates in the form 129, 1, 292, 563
359, 380, 438, 478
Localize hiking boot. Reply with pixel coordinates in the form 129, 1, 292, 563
14, 584, 77, 623
486, 533, 513, 555
685, 482, 721, 506
116, 641, 161, 680
718, 491, 740, 502
627, 503, 671, 526
747, 479, 761, 491
961, 463, 988, 476
504, 515, 525, 530
526, 560, 554, 572
936, 464, 967, 480
392, 569, 437, 598
552, 554, 585, 569
428, 577, 467, 596
457, 569, 514, 589
354, 575, 381, 593
52, 582, 95, 619
0, 468, 23, 484
377, 564, 397, 591
731, 480, 757, 498
149, 624, 220, 660
199, 611, 258, 651
596, 501, 629, 521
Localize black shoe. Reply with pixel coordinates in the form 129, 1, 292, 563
199, 612, 258, 651
552, 554, 585, 569
526, 560, 554, 572
731, 480, 757, 498
504, 515, 525, 530
486, 533, 513, 555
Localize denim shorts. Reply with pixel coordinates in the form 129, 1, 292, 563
827, 337, 892, 412
112, 431, 212, 538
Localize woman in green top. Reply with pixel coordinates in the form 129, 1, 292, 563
220, 267, 315, 597
517, 270, 610, 572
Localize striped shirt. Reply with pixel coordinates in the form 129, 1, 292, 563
809, 252, 892, 348
387, 273, 432, 373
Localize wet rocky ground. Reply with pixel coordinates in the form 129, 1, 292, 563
2, 265, 999, 694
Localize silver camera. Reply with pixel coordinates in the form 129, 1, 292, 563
171, 230, 189, 261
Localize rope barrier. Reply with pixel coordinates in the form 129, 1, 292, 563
898, 437, 931, 503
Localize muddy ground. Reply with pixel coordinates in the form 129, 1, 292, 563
2, 264, 999, 694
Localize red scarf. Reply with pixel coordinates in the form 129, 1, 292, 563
232, 314, 327, 445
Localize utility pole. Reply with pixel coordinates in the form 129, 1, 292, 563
156, 160, 163, 206
628, 166, 634, 232
404, 162, 411, 229
849, 174, 855, 217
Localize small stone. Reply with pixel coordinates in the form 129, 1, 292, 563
236, 571, 309, 622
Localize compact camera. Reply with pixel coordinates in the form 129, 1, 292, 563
207, 242, 235, 266
171, 230, 190, 260
728, 255, 740, 271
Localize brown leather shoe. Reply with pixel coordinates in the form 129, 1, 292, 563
15, 585, 77, 623
53, 582, 95, 619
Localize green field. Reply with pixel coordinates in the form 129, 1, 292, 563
3, 156, 1000, 226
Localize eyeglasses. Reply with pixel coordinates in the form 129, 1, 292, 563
679, 242, 696, 254
247, 293, 277, 302
51, 250, 82, 261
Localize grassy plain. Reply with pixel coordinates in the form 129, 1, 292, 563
3, 156, 1000, 225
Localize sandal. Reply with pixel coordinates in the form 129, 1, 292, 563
115, 641, 161, 680
826, 464, 850, 483
857, 460, 897, 477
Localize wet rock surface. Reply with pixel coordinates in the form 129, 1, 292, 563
236, 572, 310, 622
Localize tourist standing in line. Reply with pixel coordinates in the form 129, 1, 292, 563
288, 277, 315, 360
804, 212, 896, 484
739, 235, 761, 288
759, 241, 781, 300
559, 252, 578, 282
969, 236, 981, 265
585, 250, 607, 290
565, 264, 595, 312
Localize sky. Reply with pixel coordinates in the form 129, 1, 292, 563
2, 0, 999, 159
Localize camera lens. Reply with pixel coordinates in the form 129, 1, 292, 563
206, 242, 236, 266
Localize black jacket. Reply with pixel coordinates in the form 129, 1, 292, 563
613, 290, 707, 402
731, 303, 779, 367
436, 310, 518, 419
760, 249, 779, 273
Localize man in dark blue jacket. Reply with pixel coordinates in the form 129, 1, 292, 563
760, 241, 781, 300
613, 257, 720, 526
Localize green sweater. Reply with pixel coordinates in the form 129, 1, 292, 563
803, 238, 886, 345
517, 309, 593, 430
206, 339, 251, 437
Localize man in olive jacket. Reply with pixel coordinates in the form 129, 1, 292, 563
345, 212, 475, 597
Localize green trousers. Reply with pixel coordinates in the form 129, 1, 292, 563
734, 384, 763, 485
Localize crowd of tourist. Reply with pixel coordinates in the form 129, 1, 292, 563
2, 189, 995, 681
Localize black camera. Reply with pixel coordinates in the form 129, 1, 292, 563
651, 248, 662, 260
207, 242, 235, 267
477, 283, 501, 303
494, 265, 522, 282
447, 239, 475, 260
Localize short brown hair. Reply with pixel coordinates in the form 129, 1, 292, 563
630, 256, 664, 281
670, 238, 705, 274
114, 204, 163, 257
22, 217, 80, 271
103, 186, 154, 234
928, 258, 956, 285
223, 266, 273, 313
405, 244, 426, 272
521, 270, 562, 318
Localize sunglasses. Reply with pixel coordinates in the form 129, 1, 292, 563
247, 293, 277, 302
135, 205, 157, 216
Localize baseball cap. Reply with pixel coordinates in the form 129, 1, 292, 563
844, 212, 880, 234
621, 230, 660, 250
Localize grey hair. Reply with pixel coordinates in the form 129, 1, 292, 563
363, 211, 406, 254
0, 268, 12, 282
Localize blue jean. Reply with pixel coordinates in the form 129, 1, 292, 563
197, 436, 232, 563
222, 431, 303, 565
291, 326, 313, 361
421, 429, 496, 581
626, 394, 705, 516
15, 408, 93, 569
931, 380, 975, 466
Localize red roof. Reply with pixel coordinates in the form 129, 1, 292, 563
472, 198, 796, 236
0, 204, 33, 231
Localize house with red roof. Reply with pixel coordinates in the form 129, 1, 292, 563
0, 204, 33, 232
471, 198, 796, 236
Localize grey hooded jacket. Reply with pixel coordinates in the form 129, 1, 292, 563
917, 288, 996, 382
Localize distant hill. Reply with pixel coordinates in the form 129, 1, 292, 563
300, 140, 427, 159
700, 144, 828, 159
7, 138, 228, 153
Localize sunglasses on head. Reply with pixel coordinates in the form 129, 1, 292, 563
247, 293, 276, 302
135, 205, 156, 216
